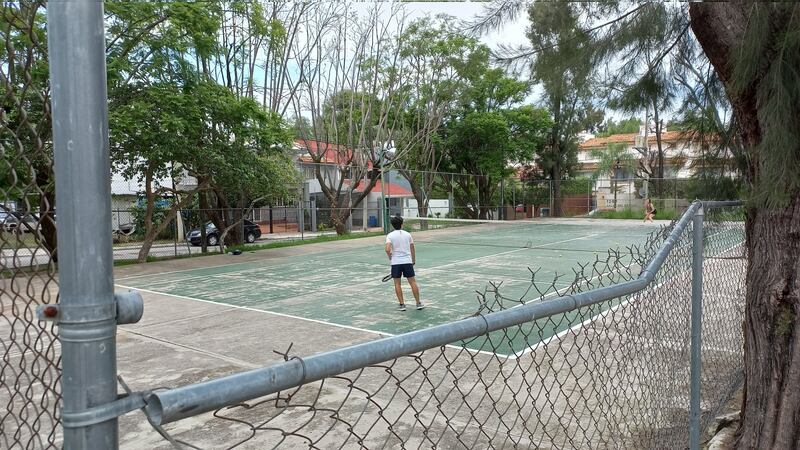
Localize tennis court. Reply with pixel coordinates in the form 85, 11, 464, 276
116, 218, 658, 356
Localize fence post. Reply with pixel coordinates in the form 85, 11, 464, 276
298, 200, 305, 239
48, 1, 119, 448
689, 203, 705, 450
587, 179, 591, 214
311, 200, 317, 232
268, 204, 273, 234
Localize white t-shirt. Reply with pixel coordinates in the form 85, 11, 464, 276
386, 230, 414, 265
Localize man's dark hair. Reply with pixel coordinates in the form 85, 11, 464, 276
390, 215, 403, 230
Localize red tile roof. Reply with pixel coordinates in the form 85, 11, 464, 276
295, 139, 372, 168
348, 180, 413, 197
579, 131, 692, 149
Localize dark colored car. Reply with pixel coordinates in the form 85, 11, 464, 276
187, 220, 262, 246
2, 212, 41, 233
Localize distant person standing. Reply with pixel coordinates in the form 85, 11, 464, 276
644, 198, 656, 223
385, 215, 424, 311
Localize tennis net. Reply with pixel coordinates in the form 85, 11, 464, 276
399, 216, 654, 254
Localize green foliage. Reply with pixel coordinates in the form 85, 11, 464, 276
130, 200, 175, 240
596, 118, 642, 137
560, 178, 592, 196
593, 207, 678, 220
728, 3, 800, 207
525, 2, 595, 183
590, 143, 638, 180
685, 177, 741, 201
437, 55, 552, 217
109, 79, 296, 204
105, 2, 221, 86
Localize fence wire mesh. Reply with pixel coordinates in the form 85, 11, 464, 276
133, 203, 745, 449
0, 1, 61, 448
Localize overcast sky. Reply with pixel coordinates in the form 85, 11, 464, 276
401, 2, 530, 51
396, 3, 634, 122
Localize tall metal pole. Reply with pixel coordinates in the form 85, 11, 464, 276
48, 2, 119, 448
380, 166, 388, 233
689, 205, 705, 450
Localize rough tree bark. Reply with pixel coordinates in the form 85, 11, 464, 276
690, 3, 800, 449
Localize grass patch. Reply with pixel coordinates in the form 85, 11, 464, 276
114, 252, 202, 267
113, 230, 384, 266
592, 207, 679, 220
228, 231, 384, 253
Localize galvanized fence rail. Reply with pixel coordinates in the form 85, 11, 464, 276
3, 2, 746, 448
117, 200, 743, 449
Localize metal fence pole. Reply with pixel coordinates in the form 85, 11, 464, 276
310, 200, 317, 232
48, 1, 119, 448
298, 200, 305, 239
689, 205, 705, 450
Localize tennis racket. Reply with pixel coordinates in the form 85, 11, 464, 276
382, 274, 393, 282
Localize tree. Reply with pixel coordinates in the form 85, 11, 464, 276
689, 4, 800, 447
293, 4, 419, 235
474, 1, 800, 446
110, 80, 295, 261
0, 1, 57, 257
439, 58, 551, 219
391, 16, 483, 222
523, 2, 596, 217
596, 117, 642, 137
600, 3, 685, 197
590, 143, 637, 210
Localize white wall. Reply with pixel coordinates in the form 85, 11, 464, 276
404, 198, 450, 218
110, 196, 136, 231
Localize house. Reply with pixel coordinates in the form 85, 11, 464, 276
575, 126, 736, 211
110, 173, 139, 232
293, 139, 432, 229
110, 171, 195, 238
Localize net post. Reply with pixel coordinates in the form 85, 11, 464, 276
47, 1, 119, 448
689, 203, 705, 450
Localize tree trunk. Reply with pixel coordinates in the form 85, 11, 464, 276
689, 3, 800, 448
652, 103, 665, 198
199, 189, 208, 253
740, 198, 800, 449
551, 163, 563, 218
137, 169, 156, 262
478, 177, 492, 220
35, 168, 57, 260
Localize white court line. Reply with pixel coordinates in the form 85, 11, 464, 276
116, 283, 501, 358
121, 234, 599, 295
116, 232, 606, 360
506, 280, 667, 360
507, 235, 746, 360
116, 259, 265, 281
420, 233, 601, 275
150, 262, 388, 288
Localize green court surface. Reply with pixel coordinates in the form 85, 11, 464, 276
117, 220, 657, 356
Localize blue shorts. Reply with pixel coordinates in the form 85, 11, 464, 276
391, 263, 415, 279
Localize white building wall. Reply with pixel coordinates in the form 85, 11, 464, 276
404, 198, 450, 218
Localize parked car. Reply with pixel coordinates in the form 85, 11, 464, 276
2, 212, 40, 233
187, 220, 261, 246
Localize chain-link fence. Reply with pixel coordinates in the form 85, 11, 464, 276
105, 158, 742, 263
290, 162, 741, 223
0, 1, 62, 448
123, 201, 744, 449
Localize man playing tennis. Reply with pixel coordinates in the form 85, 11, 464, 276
385, 215, 424, 311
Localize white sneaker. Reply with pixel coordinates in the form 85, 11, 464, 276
416, 303, 425, 310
